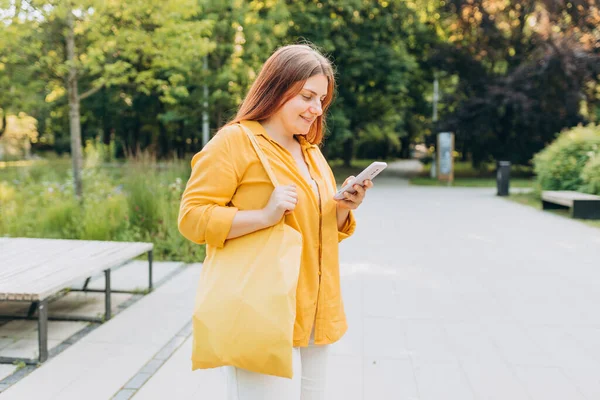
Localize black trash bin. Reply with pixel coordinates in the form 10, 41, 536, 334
496, 161, 511, 196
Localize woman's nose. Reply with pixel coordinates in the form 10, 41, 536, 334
309, 103, 323, 116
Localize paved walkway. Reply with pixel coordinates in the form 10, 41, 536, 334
2, 177, 600, 399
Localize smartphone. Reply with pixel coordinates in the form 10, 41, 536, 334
333, 161, 388, 200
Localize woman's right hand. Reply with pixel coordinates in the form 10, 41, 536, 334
262, 185, 298, 226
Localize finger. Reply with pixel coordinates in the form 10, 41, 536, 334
363, 179, 374, 189
353, 184, 366, 197
343, 191, 360, 203
284, 201, 297, 210
286, 195, 298, 204
343, 176, 355, 186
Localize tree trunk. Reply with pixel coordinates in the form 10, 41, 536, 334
0, 110, 6, 138
66, 8, 83, 198
101, 88, 111, 146
342, 138, 354, 168
400, 136, 411, 159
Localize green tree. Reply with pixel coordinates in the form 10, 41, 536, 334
433, 0, 600, 166
285, 0, 437, 165
1, 0, 214, 195
164, 0, 290, 156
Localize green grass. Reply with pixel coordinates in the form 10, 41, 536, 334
410, 177, 536, 188
419, 161, 534, 178
410, 159, 535, 188
507, 192, 600, 229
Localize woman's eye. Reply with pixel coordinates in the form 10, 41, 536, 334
302, 95, 312, 101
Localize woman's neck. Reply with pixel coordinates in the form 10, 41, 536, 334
261, 119, 297, 149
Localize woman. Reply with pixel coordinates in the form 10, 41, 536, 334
178, 44, 373, 400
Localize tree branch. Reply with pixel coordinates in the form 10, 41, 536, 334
79, 84, 104, 100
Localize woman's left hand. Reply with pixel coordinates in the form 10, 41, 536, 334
335, 177, 374, 210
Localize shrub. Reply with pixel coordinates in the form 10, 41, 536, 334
533, 123, 600, 192
581, 154, 600, 195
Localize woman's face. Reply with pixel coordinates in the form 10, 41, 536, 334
276, 74, 328, 136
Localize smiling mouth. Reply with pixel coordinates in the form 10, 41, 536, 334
301, 116, 314, 124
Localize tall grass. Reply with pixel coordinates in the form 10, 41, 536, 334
0, 148, 205, 262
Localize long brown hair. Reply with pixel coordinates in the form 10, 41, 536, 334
227, 44, 335, 145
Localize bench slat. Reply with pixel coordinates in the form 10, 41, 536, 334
541, 190, 600, 208
0, 238, 153, 301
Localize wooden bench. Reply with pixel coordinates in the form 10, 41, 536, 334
541, 190, 600, 219
0, 238, 153, 365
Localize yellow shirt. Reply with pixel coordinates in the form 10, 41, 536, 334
178, 120, 356, 347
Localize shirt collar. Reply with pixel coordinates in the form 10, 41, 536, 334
240, 120, 316, 150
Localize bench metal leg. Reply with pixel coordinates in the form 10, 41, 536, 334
82, 277, 92, 291
148, 249, 154, 291
38, 299, 48, 363
27, 301, 39, 318
105, 269, 111, 321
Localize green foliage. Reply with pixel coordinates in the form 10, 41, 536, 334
286, 0, 437, 163
0, 160, 205, 263
84, 138, 117, 166
434, 0, 600, 167
2, 0, 598, 173
355, 123, 401, 160
581, 154, 600, 195
533, 124, 600, 193
12, 360, 26, 371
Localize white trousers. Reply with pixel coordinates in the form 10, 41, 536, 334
223, 335, 330, 400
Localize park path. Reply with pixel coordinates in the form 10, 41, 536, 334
134, 179, 600, 400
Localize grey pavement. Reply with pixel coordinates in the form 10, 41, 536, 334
2, 177, 600, 399
383, 159, 424, 179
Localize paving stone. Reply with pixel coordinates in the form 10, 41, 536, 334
123, 372, 151, 389
0, 266, 200, 400
112, 389, 136, 400
139, 359, 164, 375
0, 338, 61, 359
0, 321, 37, 338
413, 362, 476, 400
460, 359, 530, 400
0, 365, 18, 381
364, 358, 418, 400
513, 366, 586, 400
405, 321, 457, 363
24, 321, 89, 341
363, 317, 410, 359
0, 338, 16, 351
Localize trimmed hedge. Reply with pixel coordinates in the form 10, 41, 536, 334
533, 124, 600, 194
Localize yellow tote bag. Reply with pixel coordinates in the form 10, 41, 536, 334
191, 124, 303, 378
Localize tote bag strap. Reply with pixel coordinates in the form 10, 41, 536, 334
238, 123, 280, 187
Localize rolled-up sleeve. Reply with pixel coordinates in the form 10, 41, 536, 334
337, 210, 356, 242
178, 130, 239, 248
